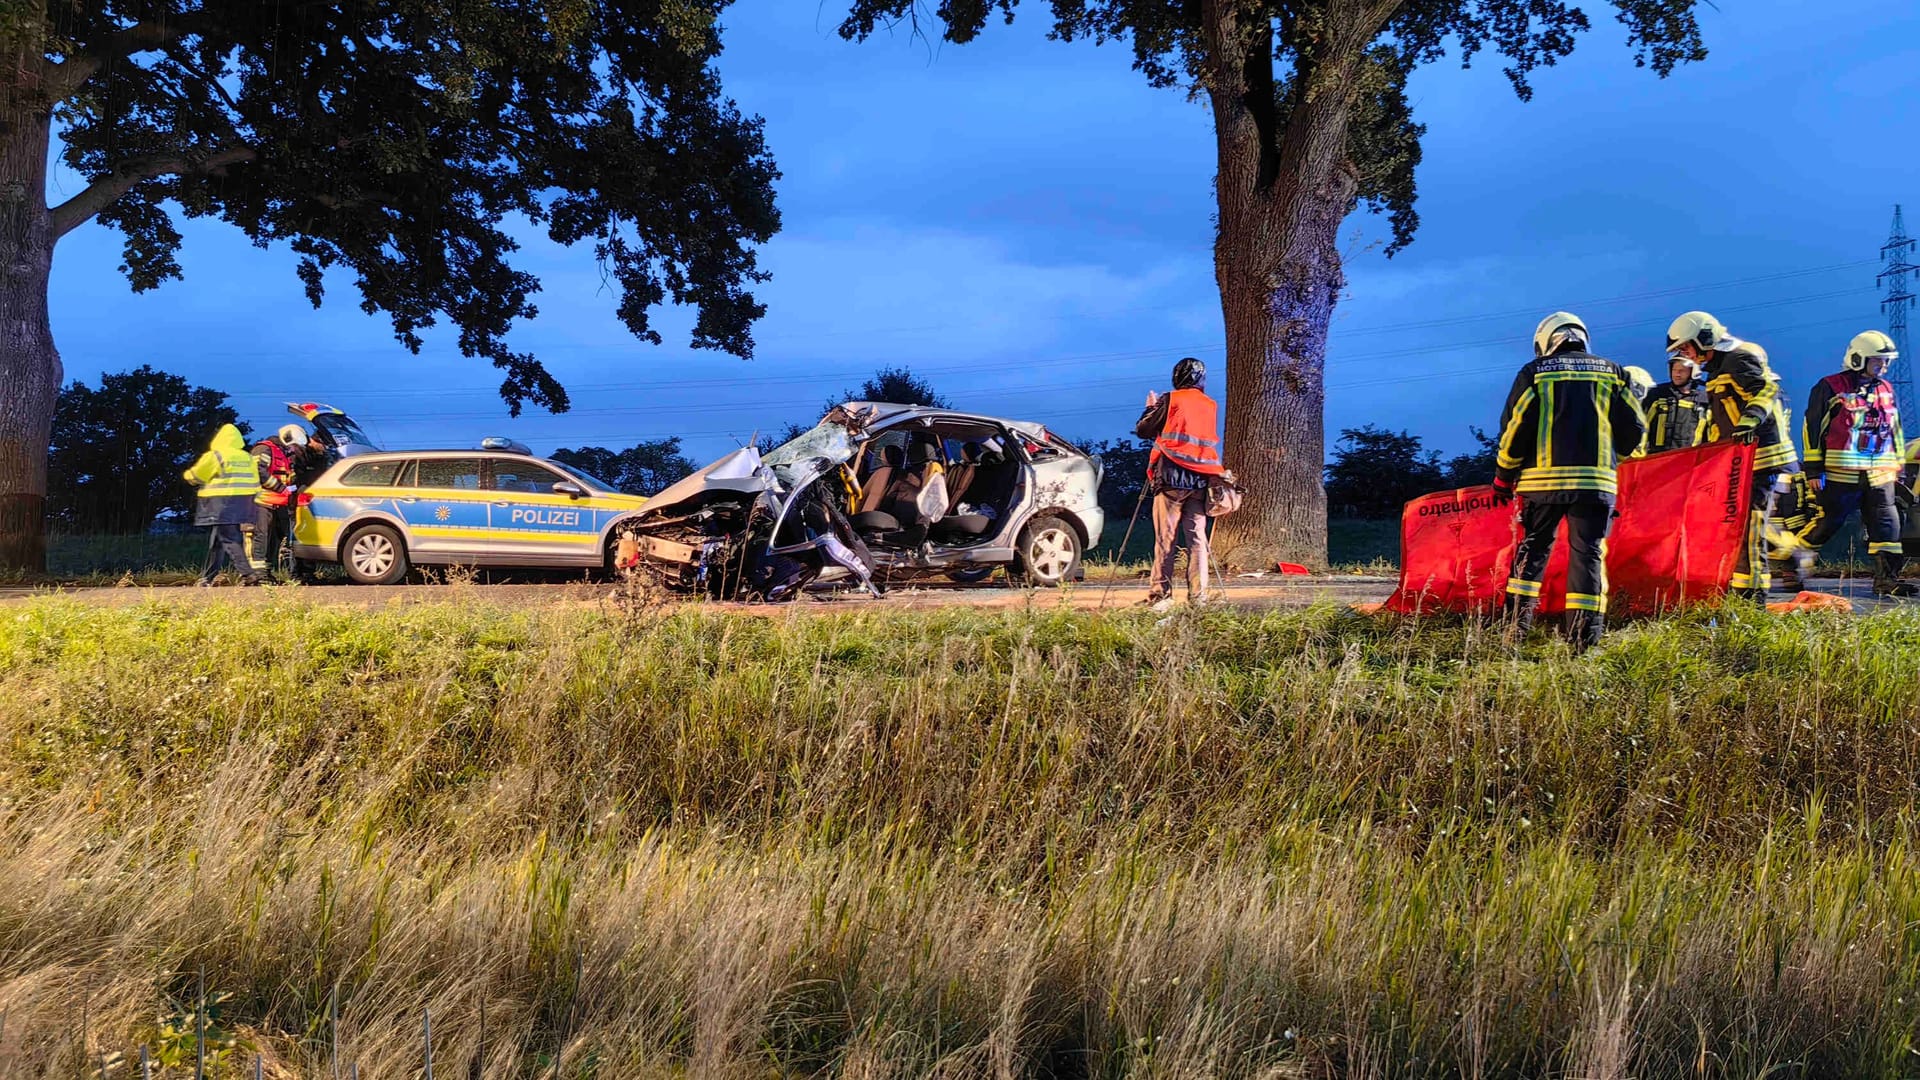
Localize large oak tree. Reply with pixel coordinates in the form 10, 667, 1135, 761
0, 0, 779, 571
841, 0, 1705, 565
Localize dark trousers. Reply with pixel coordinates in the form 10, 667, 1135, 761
253, 503, 290, 578
1507, 499, 1612, 613
200, 523, 254, 583
1797, 479, 1904, 565
1732, 469, 1781, 592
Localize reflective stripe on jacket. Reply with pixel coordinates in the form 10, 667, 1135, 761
1803, 371, 1904, 485
1149, 388, 1224, 476
252, 440, 294, 507
1493, 349, 1647, 500
1643, 379, 1710, 453
184, 424, 261, 526
1703, 341, 1797, 472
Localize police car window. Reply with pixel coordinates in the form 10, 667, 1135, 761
489, 461, 565, 494
416, 458, 483, 490
339, 460, 407, 487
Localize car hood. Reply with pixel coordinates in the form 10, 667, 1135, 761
637, 447, 773, 516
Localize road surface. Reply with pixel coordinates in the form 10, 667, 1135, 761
0, 575, 1907, 614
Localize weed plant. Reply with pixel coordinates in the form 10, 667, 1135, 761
2, 598, 1919, 1076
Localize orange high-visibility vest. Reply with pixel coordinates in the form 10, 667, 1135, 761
1151, 388, 1224, 476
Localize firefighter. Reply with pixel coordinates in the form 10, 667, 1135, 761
1493, 313, 1646, 652
1667, 310, 1798, 601
1785, 331, 1915, 597
248, 424, 303, 580
1135, 355, 1223, 610
284, 425, 333, 582
183, 423, 263, 586
1642, 354, 1711, 454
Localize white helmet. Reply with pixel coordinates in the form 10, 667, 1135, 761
1666, 311, 1729, 355
1533, 311, 1589, 357
1844, 330, 1898, 373
1623, 365, 1655, 402
278, 424, 308, 447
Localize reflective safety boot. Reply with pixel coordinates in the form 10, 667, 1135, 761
1875, 555, 1918, 599
1502, 594, 1538, 643
1565, 611, 1606, 656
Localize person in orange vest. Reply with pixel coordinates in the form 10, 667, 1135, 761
1134, 356, 1223, 610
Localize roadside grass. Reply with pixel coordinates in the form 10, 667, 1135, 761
5, 597, 1920, 1075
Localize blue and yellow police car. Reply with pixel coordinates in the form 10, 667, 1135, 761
291, 438, 649, 584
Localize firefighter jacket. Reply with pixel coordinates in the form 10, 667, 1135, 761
1138, 388, 1224, 478
1802, 370, 1904, 485
1493, 349, 1647, 502
1642, 378, 1710, 454
1702, 341, 1797, 472
183, 424, 262, 526
251, 439, 295, 508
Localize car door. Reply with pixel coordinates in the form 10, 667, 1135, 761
484, 458, 601, 565
397, 457, 490, 563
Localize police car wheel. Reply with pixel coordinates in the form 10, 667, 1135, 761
343, 524, 410, 586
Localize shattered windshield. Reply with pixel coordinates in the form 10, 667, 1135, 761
763, 420, 857, 487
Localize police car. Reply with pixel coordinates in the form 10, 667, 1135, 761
291, 432, 649, 584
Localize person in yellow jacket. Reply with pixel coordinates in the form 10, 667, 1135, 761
182, 423, 264, 586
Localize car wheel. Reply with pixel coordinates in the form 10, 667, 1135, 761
1014, 515, 1081, 587
342, 524, 410, 586
946, 565, 997, 585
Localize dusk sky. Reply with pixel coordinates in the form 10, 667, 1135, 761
43, 0, 1920, 468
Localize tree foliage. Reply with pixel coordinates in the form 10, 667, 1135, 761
551, 437, 697, 495
16, 0, 781, 414
46, 365, 244, 533
839, 0, 1701, 256
1324, 424, 1493, 518
827, 364, 951, 412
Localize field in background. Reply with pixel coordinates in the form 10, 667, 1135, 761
4, 596, 1920, 1076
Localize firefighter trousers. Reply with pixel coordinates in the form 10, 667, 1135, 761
1507, 499, 1612, 614
1795, 480, 1904, 565
1732, 469, 1781, 592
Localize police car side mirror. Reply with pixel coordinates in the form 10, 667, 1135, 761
552, 481, 586, 499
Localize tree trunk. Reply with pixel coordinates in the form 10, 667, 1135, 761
1200, 3, 1363, 571
0, 89, 61, 574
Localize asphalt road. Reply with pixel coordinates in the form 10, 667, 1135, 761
0, 574, 1907, 614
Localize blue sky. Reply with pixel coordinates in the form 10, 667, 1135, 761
43, 0, 1920, 467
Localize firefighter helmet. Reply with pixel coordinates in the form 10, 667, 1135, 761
278, 424, 307, 448
1623, 365, 1655, 402
1844, 330, 1898, 373
1533, 312, 1589, 357
1171, 356, 1206, 389
1666, 311, 1729, 355
1669, 355, 1699, 384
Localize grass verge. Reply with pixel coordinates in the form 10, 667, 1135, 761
3, 597, 1920, 1076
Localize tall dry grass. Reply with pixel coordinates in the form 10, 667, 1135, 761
3, 596, 1920, 1076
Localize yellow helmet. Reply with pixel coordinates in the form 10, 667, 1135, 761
1845, 330, 1898, 372
1533, 311, 1589, 357
1666, 311, 1728, 354
1623, 365, 1655, 401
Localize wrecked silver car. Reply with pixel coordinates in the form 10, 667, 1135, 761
619, 402, 1105, 599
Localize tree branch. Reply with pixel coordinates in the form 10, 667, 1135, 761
45, 11, 218, 98
49, 145, 257, 239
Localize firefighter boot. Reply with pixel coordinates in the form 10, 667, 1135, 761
1565, 611, 1606, 655
1502, 594, 1538, 643
1773, 549, 1811, 593
1875, 554, 1918, 599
